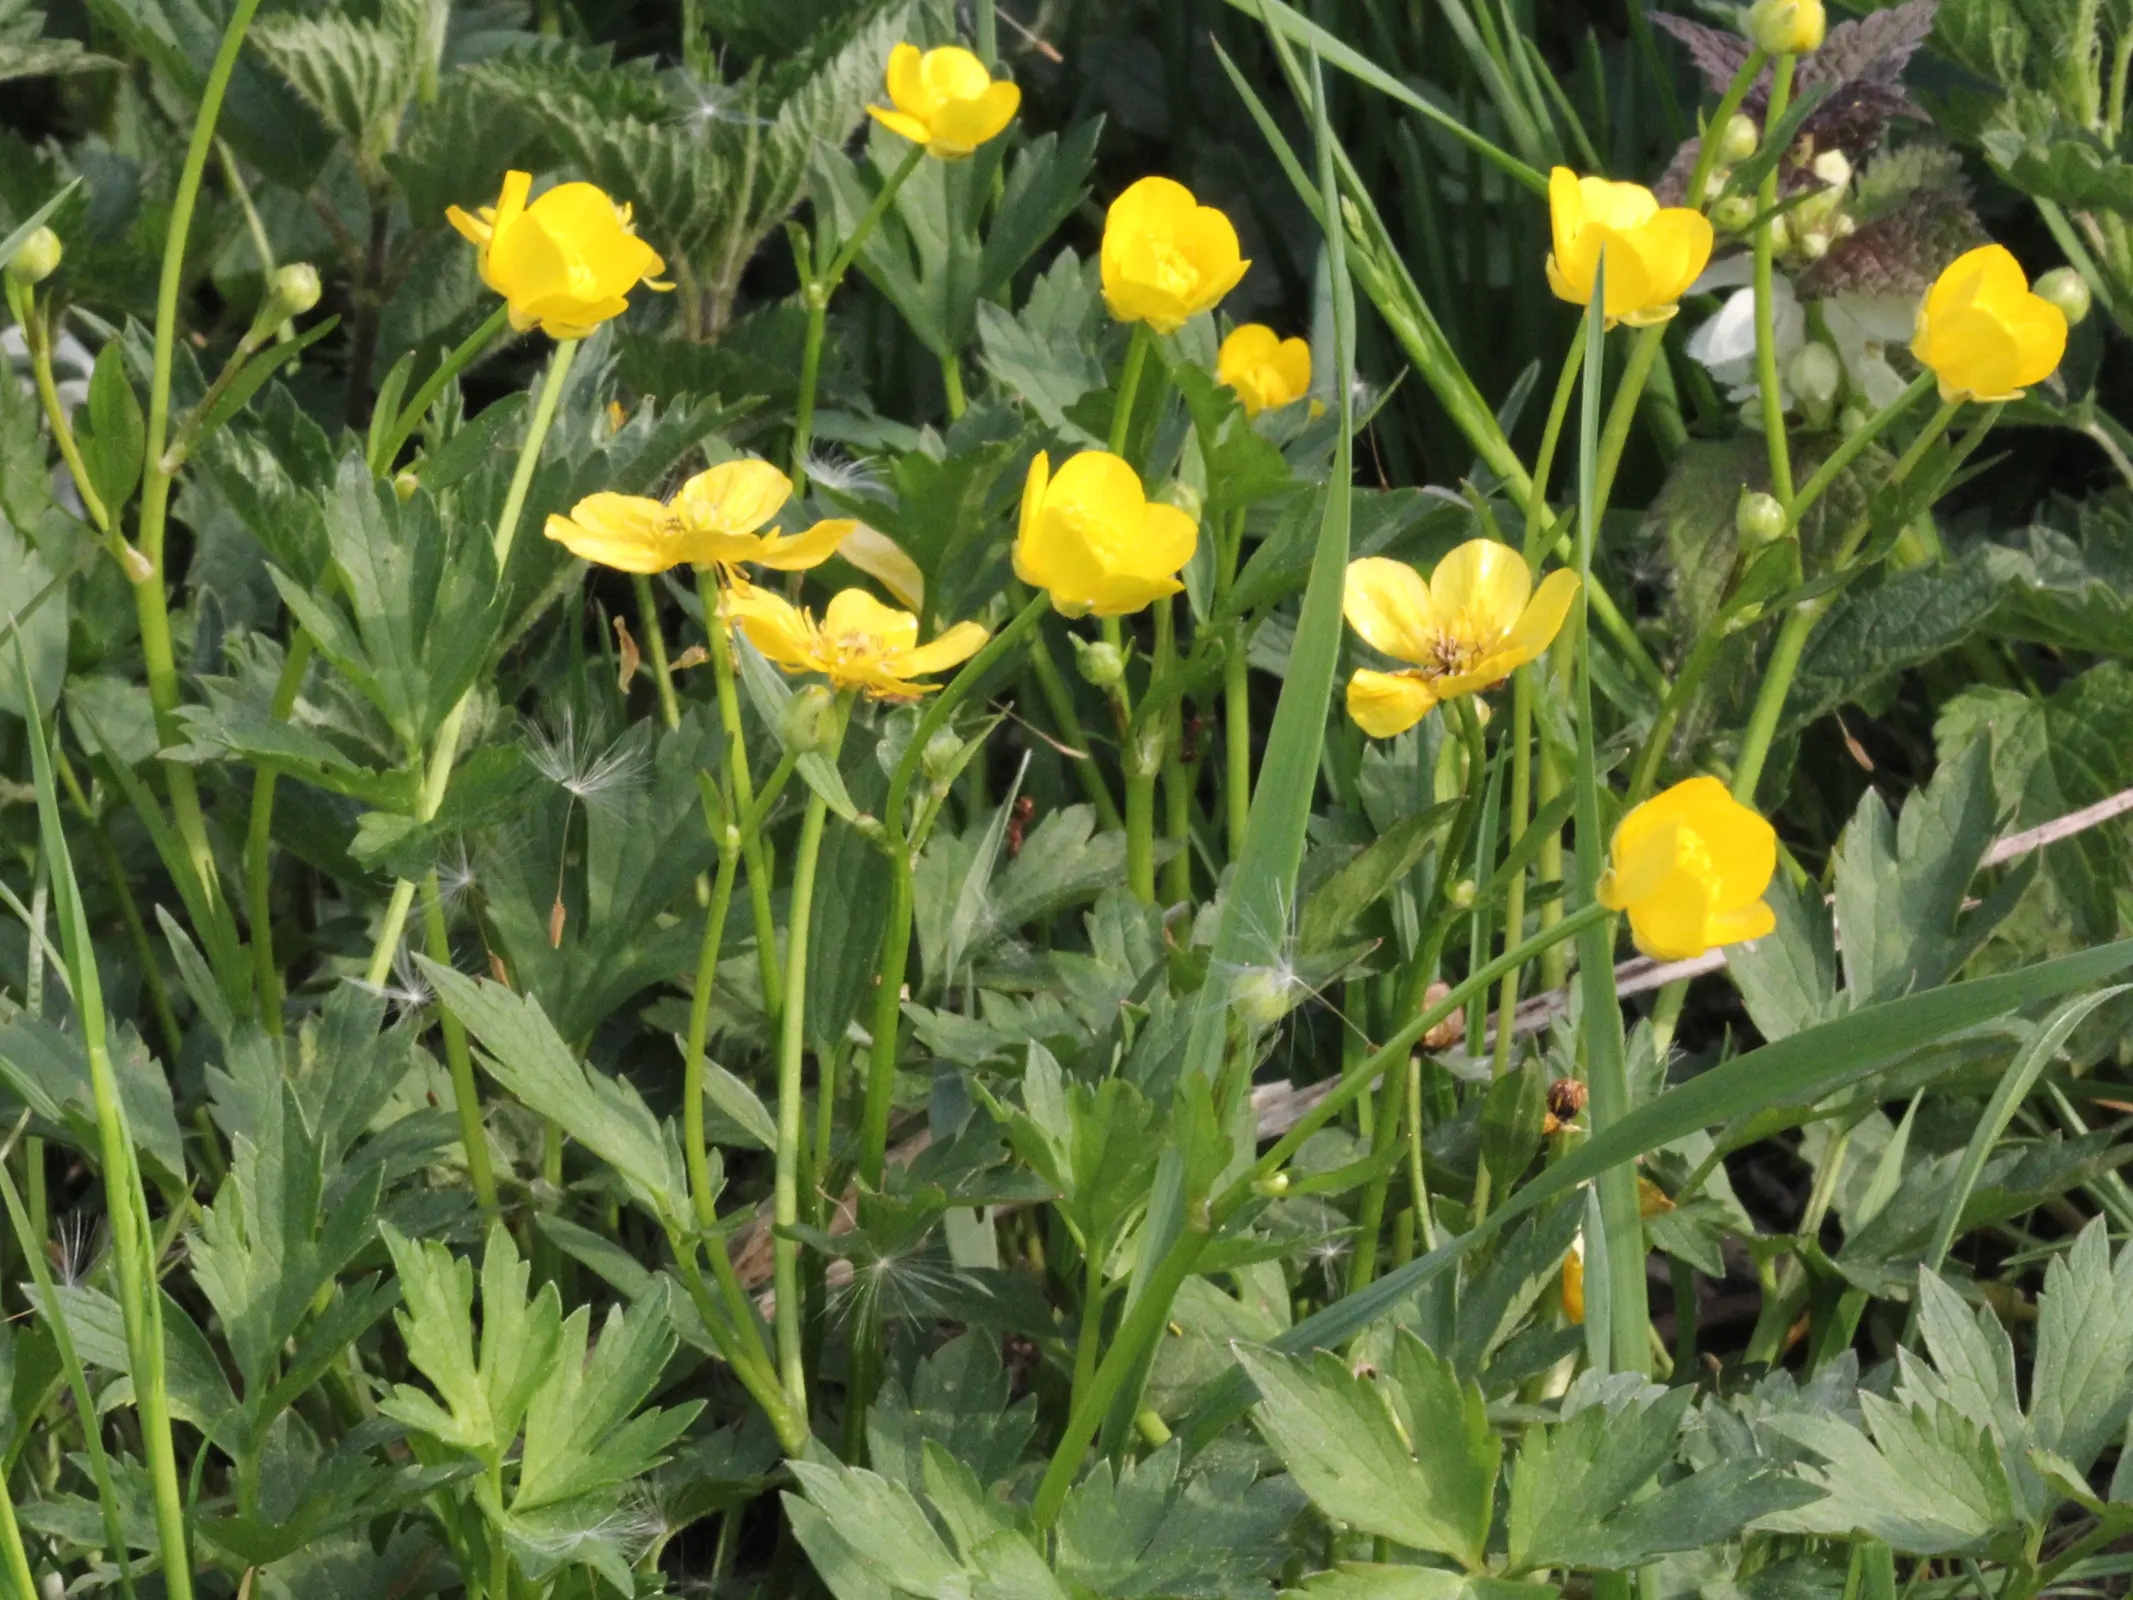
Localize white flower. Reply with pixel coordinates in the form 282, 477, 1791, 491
1685, 256, 1918, 414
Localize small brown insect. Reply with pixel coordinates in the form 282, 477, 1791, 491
1007, 795, 1035, 857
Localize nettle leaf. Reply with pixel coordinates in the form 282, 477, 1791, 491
0, 0, 115, 80
416, 958, 694, 1225
379, 1221, 563, 1464
1236, 1331, 1495, 1570
251, 4, 419, 173
1053, 1439, 1304, 1599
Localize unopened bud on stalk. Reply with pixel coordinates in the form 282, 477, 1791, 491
1746, 0, 1825, 53
1252, 1171, 1290, 1198
1711, 195, 1756, 234
1073, 636, 1124, 688
782, 683, 838, 753
922, 726, 964, 782
2034, 266, 2093, 326
1736, 489, 1789, 546
1787, 341, 1843, 423
6, 225, 61, 285
1449, 878, 1478, 910
1810, 149, 1852, 189
1718, 114, 1760, 166
1838, 401, 1872, 438
1797, 227, 1831, 262
393, 469, 420, 502
249, 261, 320, 343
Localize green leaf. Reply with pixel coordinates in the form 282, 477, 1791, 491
1298, 801, 1458, 954
176, 317, 339, 463
1282, 1566, 1556, 1600
514, 1296, 701, 1511
2029, 1218, 2133, 1475
977, 249, 1108, 442
0, 1, 112, 80
1761, 1394, 2022, 1554
866, 1331, 1037, 1496
0, 176, 78, 272
0, 1014, 186, 1184
1236, 1332, 1495, 1569
415, 958, 694, 1226
785, 1460, 967, 1599
250, 7, 418, 172
75, 341, 143, 519
1053, 1439, 1305, 1600
0, 517, 65, 719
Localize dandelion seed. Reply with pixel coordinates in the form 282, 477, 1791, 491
435, 841, 478, 910
50, 1210, 98, 1287
676, 75, 774, 130
354, 947, 435, 1019
524, 710, 649, 812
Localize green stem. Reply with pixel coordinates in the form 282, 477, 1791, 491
861, 594, 1052, 1188
792, 144, 926, 498
365, 338, 580, 987
703, 573, 785, 1019
1683, 50, 1769, 211
685, 846, 741, 1232
1125, 753, 1157, 903
246, 630, 313, 1034
1753, 54, 1798, 506
1788, 373, 1936, 525
1523, 335, 1586, 559
1229, 904, 1613, 1208
1068, 1243, 1107, 1419
369, 303, 512, 475
132, 0, 270, 928
1031, 1207, 1211, 1530
1493, 665, 1534, 1075
632, 572, 683, 730
13, 284, 111, 536
1217, 510, 1252, 856
940, 350, 968, 420
1110, 324, 1153, 459
775, 771, 837, 1418
423, 871, 499, 1216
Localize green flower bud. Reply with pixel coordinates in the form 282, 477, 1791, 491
393, 469, 420, 502
782, 683, 838, 753
1074, 636, 1124, 688
1711, 195, 1757, 234
1232, 966, 1299, 1032
1251, 1171, 1290, 1198
1735, 489, 1789, 546
5, 226, 60, 286
2034, 266, 2093, 327
1717, 113, 1759, 166
922, 726, 964, 782
1787, 341, 1843, 420
273, 261, 322, 317
1765, 212, 1792, 254
1838, 401, 1872, 438
1797, 227, 1831, 262
1810, 149, 1852, 190
1155, 479, 1203, 523
1448, 878, 1478, 911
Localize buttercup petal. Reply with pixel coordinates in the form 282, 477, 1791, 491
678, 460, 792, 537
868, 106, 936, 146
823, 588, 919, 655
1510, 568, 1582, 660
1430, 539, 1532, 632
1708, 899, 1778, 947
1346, 670, 1437, 738
897, 619, 990, 677
756, 518, 857, 571
838, 525, 925, 611
1343, 557, 1436, 664
544, 494, 676, 573
885, 42, 926, 117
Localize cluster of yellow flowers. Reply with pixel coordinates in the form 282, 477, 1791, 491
438, 30, 2077, 970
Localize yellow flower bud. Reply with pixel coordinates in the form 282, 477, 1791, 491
1545, 168, 1715, 328
1596, 777, 1778, 960
1746, 0, 1825, 54
866, 43, 1020, 159
1015, 449, 1199, 617
1100, 176, 1249, 334
1911, 244, 2068, 403
1216, 323, 1311, 415
446, 170, 671, 340
6, 225, 61, 285
1342, 540, 1580, 738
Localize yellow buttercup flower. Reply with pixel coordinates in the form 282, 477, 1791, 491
1545, 168, 1714, 328
1100, 177, 1249, 334
1910, 244, 2068, 404
1596, 777, 1777, 961
1341, 540, 1580, 737
1014, 450, 1199, 618
1747, 0, 1825, 53
867, 43, 1020, 158
446, 171, 670, 340
545, 460, 853, 576
723, 583, 988, 701
1218, 324, 1311, 415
